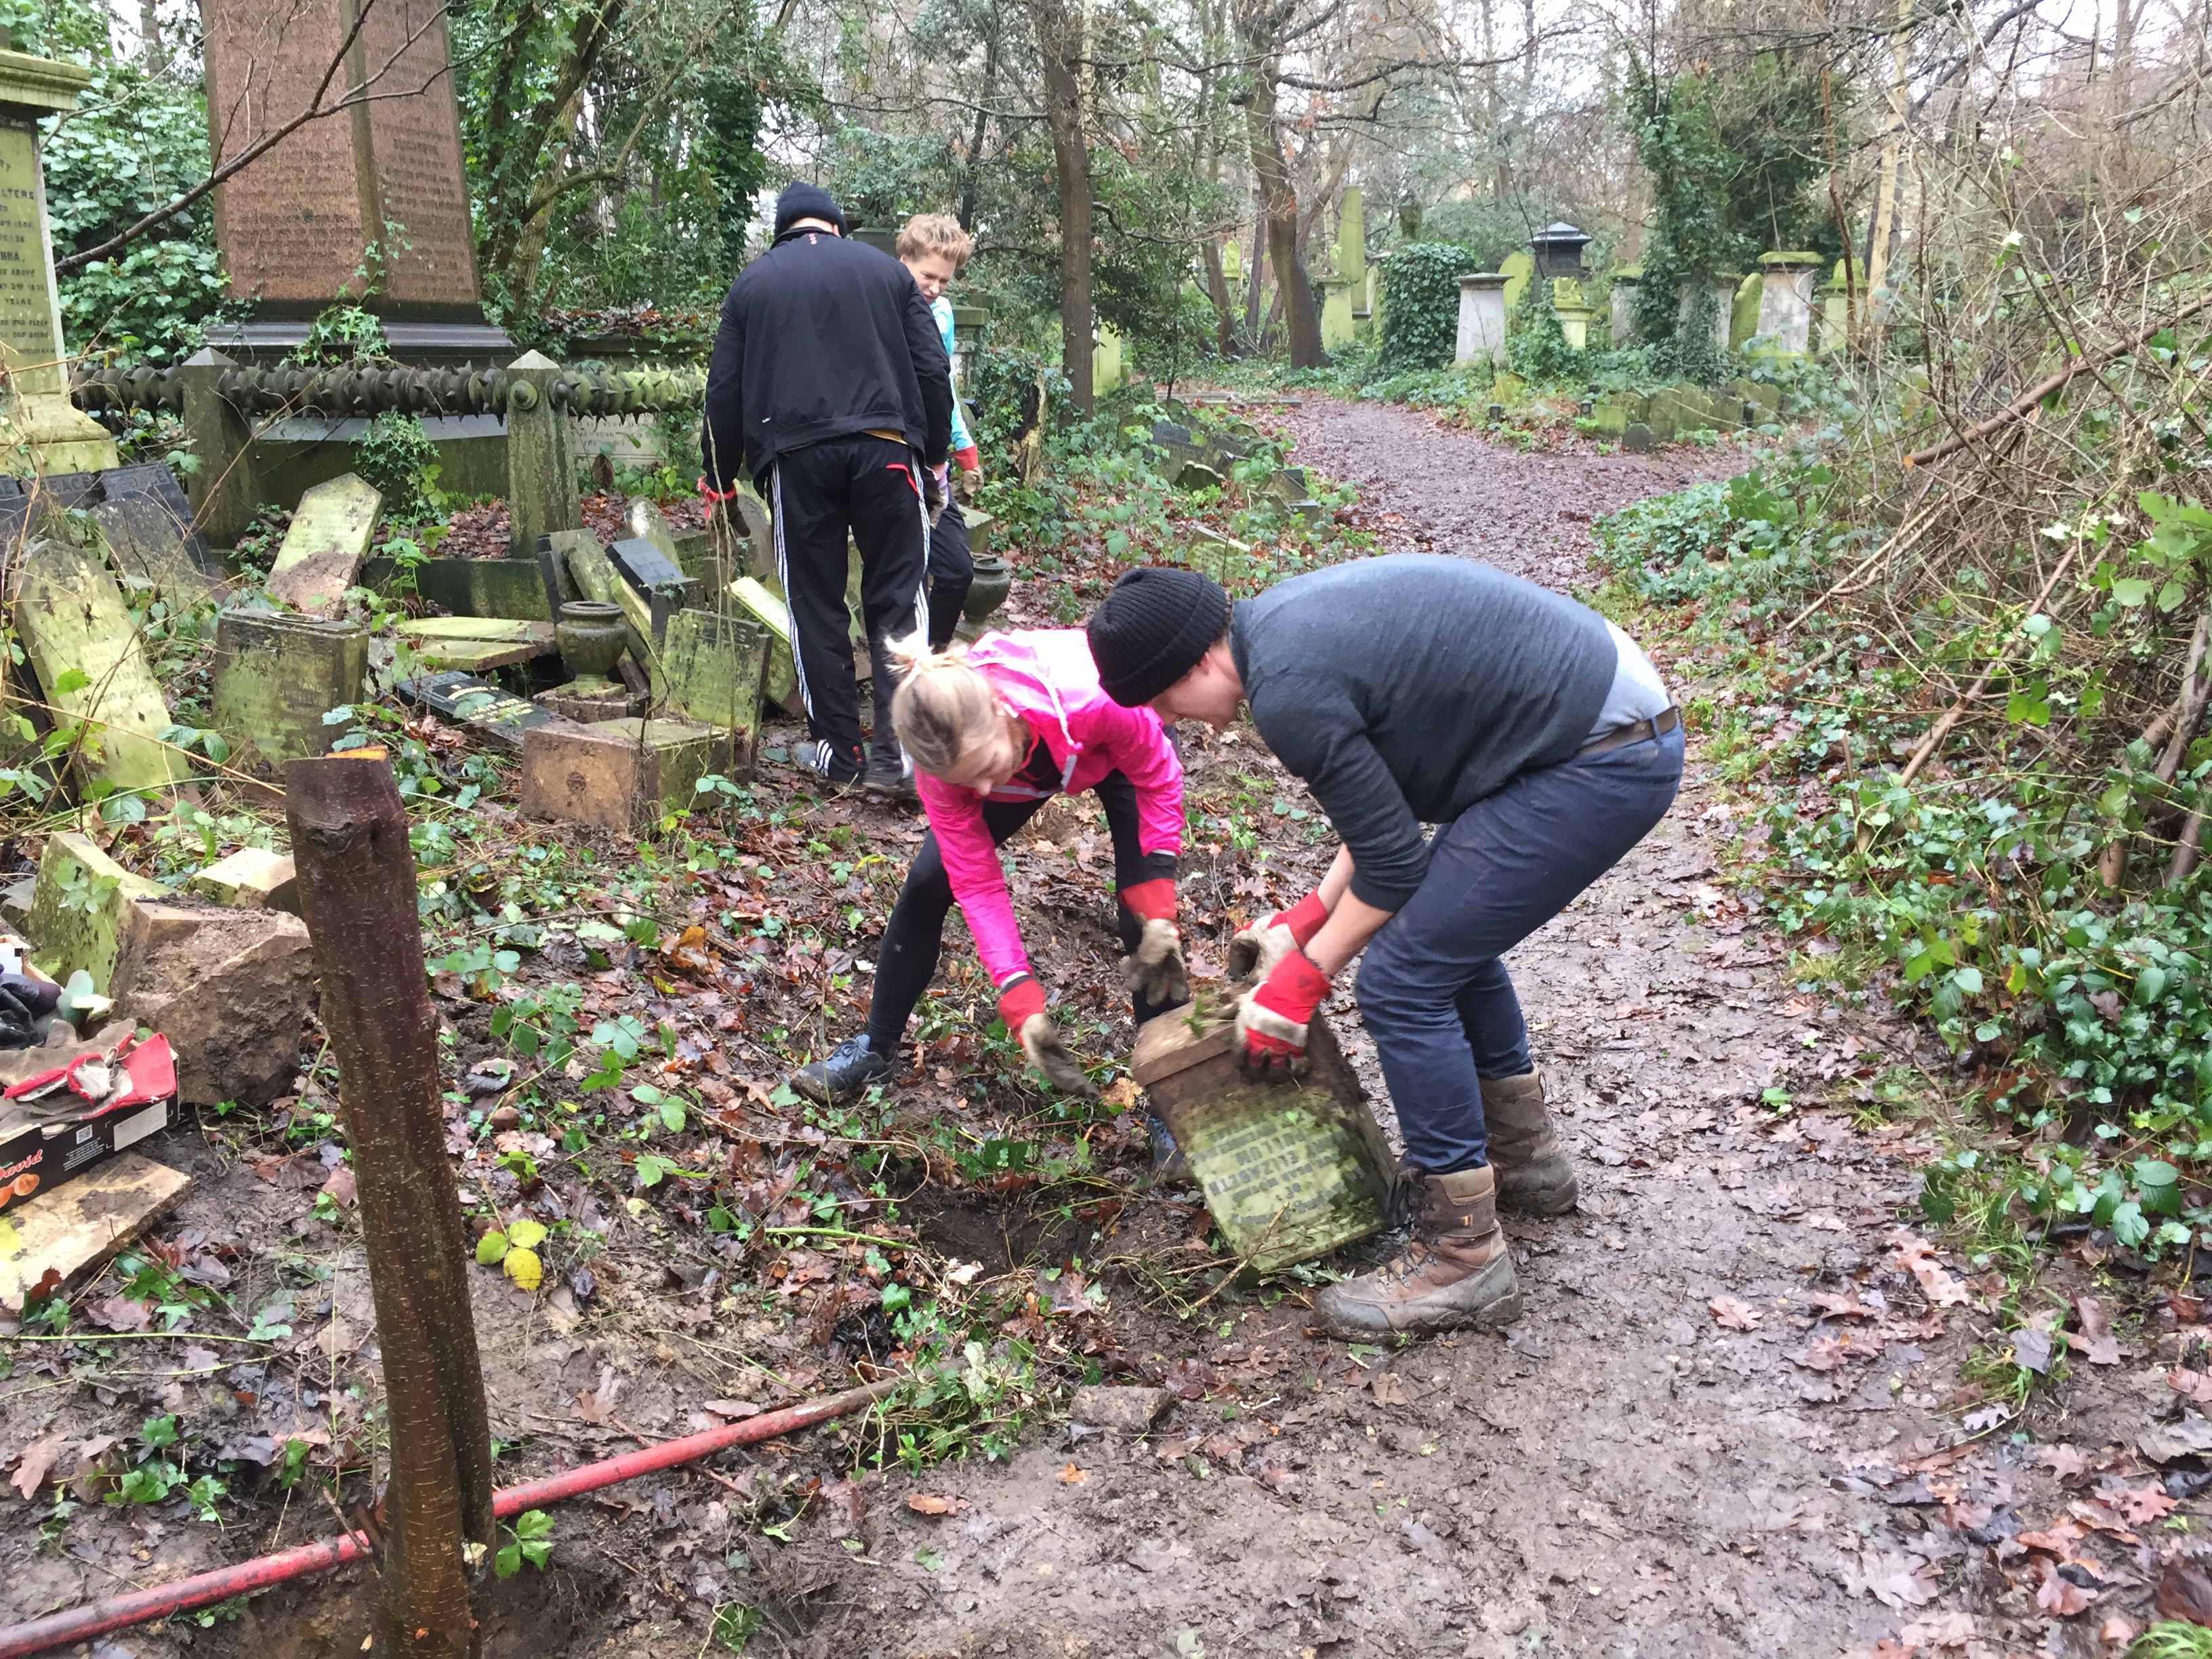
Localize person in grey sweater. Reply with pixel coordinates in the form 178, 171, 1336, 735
1086, 555, 1682, 1339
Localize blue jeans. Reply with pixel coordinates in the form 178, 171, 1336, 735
1353, 724, 1685, 1174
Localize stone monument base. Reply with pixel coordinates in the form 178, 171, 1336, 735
203, 319, 514, 369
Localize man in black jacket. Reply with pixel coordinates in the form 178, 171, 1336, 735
700, 182, 954, 792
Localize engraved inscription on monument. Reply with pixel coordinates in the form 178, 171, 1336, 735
0, 120, 62, 393
203, 0, 484, 321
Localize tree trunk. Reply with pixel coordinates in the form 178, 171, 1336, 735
1237, 3, 1326, 369
957, 26, 1002, 230
285, 753, 494, 1659
1029, 0, 1094, 411
1204, 241, 1237, 355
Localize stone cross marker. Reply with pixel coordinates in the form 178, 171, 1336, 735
0, 35, 118, 476
201, 0, 497, 352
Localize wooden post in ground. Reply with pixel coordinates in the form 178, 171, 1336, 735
285, 752, 492, 1659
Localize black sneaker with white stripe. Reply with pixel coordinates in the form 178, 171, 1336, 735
802, 738, 864, 790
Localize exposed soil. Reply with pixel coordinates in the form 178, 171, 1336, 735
1, 396, 2196, 1659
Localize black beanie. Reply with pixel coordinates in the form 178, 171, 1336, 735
775, 182, 842, 237
1087, 566, 1231, 707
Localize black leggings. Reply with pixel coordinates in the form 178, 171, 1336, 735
865, 771, 1175, 1052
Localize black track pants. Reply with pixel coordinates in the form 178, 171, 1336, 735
767, 434, 930, 779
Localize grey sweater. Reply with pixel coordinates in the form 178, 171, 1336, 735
1230, 554, 1617, 909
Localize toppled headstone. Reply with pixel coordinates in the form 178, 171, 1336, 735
267, 472, 381, 617
623, 498, 681, 565
0, 466, 224, 599
27, 833, 163, 995
15, 529, 186, 791
728, 576, 802, 716
1132, 1002, 1395, 1273
661, 609, 766, 779
518, 717, 720, 833
608, 535, 689, 600
1180, 526, 1250, 586
1069, 1385, 1169, 1433
395, 616, 558, 674
207, 609, 367, 769
113, 897, 313, 1108
185, 847, 298, 913
1174, 459, 1223, 492
396, 670, 561, 752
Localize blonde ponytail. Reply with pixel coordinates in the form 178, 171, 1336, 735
888, 630, 1002, 776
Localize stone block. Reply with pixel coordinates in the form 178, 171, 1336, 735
518, 718, 720, 833
1069, 1385, 1168, 1433
533, 682, 642, 724
15, 526, 185, 791
268, 472, 381, 617
112, 898, 313, 1107
1623, 423, 1654, 453
208, 609, 367, 769
26, 833, 165, 995
186, 848, 299, 913
1591, 401, 1629, 437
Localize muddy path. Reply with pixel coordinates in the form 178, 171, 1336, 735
767, 401, 2179, 1659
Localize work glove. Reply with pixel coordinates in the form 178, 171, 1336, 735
1227, 889, 1330, 981
957, 467, 983, 504
1233, 948, 1330, 1080
922, 466, 948, 520
998, 974, 1094, 1096
1117, 878, 1187, 1007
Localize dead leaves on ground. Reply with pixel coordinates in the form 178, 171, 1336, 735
906, 1493, 968, 1517
1708, 1295, 1761, 1330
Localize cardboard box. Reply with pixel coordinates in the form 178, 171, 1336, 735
0, 1034, 176, 1214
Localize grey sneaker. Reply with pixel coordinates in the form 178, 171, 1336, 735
789, 1034, 894, 1105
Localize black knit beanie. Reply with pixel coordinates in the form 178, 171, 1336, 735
1087, 566, 1231, 707
775, 182, 842, 237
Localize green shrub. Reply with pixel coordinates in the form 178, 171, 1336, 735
1377, 243, 1474, 373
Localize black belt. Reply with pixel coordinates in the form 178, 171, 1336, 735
1576, 705, 1680, 758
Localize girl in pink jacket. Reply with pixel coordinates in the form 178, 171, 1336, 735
789, 628, 1187, 1103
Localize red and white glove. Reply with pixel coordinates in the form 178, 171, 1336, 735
1227, 889, 1329, 981
996, 974, 1093, 1095
1233, 948, 1330, 1079
1118, 878, 1187, 1006
954, 444, 981, 474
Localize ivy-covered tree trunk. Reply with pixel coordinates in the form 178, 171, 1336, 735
1029, 0, 1094, 412
286, 753, 494, 1659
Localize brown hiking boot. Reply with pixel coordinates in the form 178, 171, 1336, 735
1481, 1067, 1579, 1216
1313, 1167, 1521, 1339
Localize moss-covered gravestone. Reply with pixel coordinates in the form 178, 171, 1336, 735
208, 609, 367, 766
661, 608, 766, 779
268, 473, 381, 617
26, 832, 163, 994
1133, 1002, 1395, 1273
16, 525, 185, 790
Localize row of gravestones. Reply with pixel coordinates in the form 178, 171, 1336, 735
1149, 419, 1326, 525
1588, 378, 1786, 449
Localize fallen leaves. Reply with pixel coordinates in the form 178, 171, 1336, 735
2034, 1560, 2099, 1618
906, 1494, 967, 1517
1856, 1549, 1941, 1610
2104, 1486, 2177, 1526
1057, 1462, 1088, 1486
1369, 1372, 1410, 1406
8, 1433, 67, 1500
1887, 1231, 1970, 1308
1708, 1295, 1762, 1331
2072, 1295, 2121, 1366
2170, 1368, 2212, 1407
2158, 1555, 2212, 1625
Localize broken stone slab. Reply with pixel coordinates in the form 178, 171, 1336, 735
518, 717, 720, 834
14, 527, 187, 792
728, 576, 802, 716
1174, 460, 1224, 493
533, 682, 642, 725
1069, 1385, 1169, 1433
356, 555, 552, 621
184, 847, 298, 913
394, 616, 558, 674
112, 898, 314, 1107
396, 670, 562, 752
208, 609, 367, 770
267, 472, 382, 617
661, 608, 766, 781
27, 832, 165, 995
0, 1153, 192, 1316
609, 534, 690, 600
